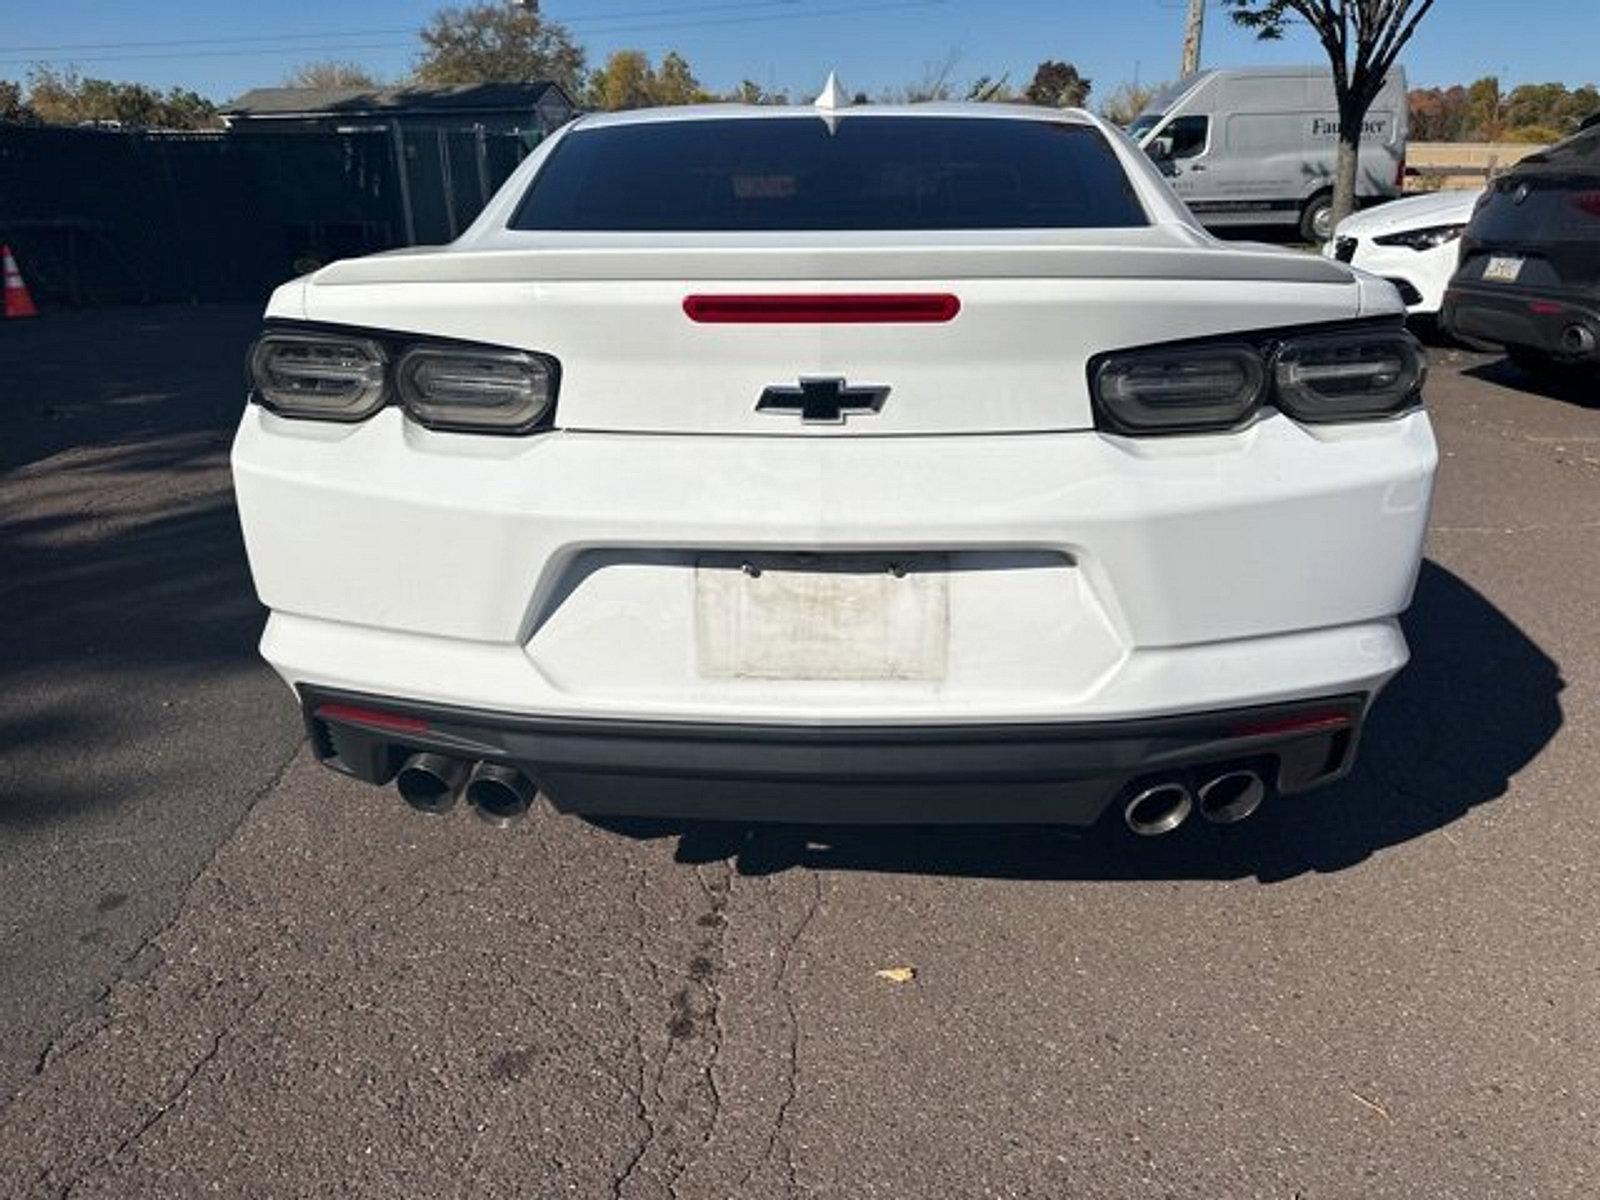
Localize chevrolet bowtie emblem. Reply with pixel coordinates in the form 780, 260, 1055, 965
756, 377, 890, 424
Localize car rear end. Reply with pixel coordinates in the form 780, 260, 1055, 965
1443, 126, 1600, 368
232, 105, 1437, 833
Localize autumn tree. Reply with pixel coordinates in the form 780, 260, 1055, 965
285, 61, 383, 89
1024, 61, 1091, 109
587, 49, 709, 110
414, 3, 584, 94
24, 67, 218, 128
1224, 0, 1437, 232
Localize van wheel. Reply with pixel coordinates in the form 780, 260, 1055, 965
1299, 192, 1334, 243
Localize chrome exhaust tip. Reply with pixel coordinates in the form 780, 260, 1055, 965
1123, 781, 1193, 837
465, 762, 536, 827
1196, 769, 1267, 825
395, 752, 468, 816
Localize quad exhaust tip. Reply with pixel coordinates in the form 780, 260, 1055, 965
1196, 769, 1267, 825
396, 752, 468, 816
465, 762, 537, 827
1123, 781, 1193, 837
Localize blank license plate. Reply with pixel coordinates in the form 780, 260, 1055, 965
696, 553, 948, 681
1483, 255, 1524, 283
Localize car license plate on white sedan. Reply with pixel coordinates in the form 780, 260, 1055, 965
696, 553, 948, 681
1483, 255, 1525, 283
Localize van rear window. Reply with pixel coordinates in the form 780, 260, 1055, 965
510, 116, 1148, 231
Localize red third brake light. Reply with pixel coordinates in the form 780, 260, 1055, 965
315, 703, 430, 733
683, 294, 961, 324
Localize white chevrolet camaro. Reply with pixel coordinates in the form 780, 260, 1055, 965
232, 94, 1437, 837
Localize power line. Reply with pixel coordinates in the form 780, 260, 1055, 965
1, 0, 944, 67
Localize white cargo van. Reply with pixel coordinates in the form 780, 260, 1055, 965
1130, 66, 1408, 241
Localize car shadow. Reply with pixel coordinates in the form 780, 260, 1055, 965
586, 561, 1563, 883
1463, 356, 1600, 410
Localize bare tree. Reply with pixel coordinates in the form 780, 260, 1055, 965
1101, 80, 1161, 127
285, 61, 382, 90
1224, 0, 1437, 231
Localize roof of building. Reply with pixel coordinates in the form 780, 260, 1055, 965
222, 81, 571, 119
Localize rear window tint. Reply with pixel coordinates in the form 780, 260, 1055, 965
1528, 126, 1600, 166
510, 116, 1148, 231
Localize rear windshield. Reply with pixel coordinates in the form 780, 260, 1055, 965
509, 116, 1148, 231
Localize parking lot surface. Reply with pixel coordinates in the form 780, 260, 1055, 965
1, 308, 1597, 1197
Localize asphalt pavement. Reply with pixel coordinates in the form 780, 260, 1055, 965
1, 308, 1597, 1197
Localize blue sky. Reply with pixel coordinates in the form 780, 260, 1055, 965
2, 0, 1594, 104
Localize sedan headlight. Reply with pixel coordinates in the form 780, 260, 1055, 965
1273, 330, 1426, 422
1373, 223, 1465, 251
396, 346, 557, 434
248, 332, 387, 421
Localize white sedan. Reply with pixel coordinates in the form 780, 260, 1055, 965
231, 93, 1437, 837
1325, 188, 1482, 316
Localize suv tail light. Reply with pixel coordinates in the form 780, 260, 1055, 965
1572, 191, 1600, 217
1089, 325, 1425, 434
248, 325, 559, 435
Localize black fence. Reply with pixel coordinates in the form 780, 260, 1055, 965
0, 123, 533, 306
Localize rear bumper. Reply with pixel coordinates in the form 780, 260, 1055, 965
303, 686, 1368, 825
1442, 281, 1600, 358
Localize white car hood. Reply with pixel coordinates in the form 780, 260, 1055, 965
1336, 189, 1481, 237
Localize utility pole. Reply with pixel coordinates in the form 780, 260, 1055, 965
1180, 0, 1205, 77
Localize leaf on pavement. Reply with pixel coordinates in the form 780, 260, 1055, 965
874, 965, 917, 984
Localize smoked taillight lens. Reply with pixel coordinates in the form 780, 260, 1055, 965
248, 333, 387, 421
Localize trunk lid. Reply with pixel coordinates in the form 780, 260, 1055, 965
304, 228, 1359, 436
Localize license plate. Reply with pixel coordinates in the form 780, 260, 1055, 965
695, 553, 948, 681
1483, 255, 1524, 283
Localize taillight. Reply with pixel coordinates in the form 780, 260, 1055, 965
1572, 191, 1600, 217
1089, 325, 1426, 435
1272, 330, 1426, 422
1091, 345, 1265, 434
396, 346, 557, 434
248, 325, 560, 434
248, 332, 387, 421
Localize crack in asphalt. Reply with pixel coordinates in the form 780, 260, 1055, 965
739, 870, 822, 1198
15, 741, 304, 1117
54, 984, 268, 1199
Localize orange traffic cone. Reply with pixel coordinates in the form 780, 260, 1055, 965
3, 244, 38, 318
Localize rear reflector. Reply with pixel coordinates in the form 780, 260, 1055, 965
1231, 710, 1353, 739
683, 293, 960, 324
1529, 300, 1565, 315
315, 703, 430, 734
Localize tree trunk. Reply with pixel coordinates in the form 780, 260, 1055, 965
1331, 97, 1364, 231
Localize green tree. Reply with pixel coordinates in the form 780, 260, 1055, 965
414, 3, 584, 94
1023, 61, 1091, 109
1224, 0, 1437, 233
651, 52, 708, 105
1463, 76, 1503, 139
285, 61, 383, 89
